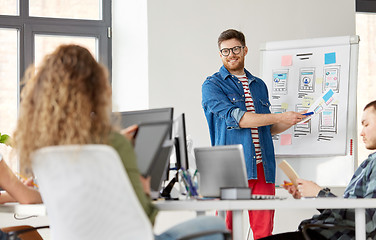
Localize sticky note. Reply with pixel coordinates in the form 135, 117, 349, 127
316, 77, 323, 84
302, 96, 314, 108
280, 134, 292, 146
281, 103, 288, 109
325, 52, 336, 64
281, 55, 292, 66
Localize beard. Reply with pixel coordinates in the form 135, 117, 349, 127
222, 56, 245, 74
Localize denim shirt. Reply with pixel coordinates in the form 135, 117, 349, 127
201, 65, 275, 183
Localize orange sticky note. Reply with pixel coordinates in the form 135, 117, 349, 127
281, 55, 292, 66
280, 134, 292, 145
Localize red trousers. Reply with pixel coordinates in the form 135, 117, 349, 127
225, 163, 275, 239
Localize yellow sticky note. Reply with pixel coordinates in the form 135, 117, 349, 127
316, 77, 323, 84
281, 103, 288, 110
302, 96, 314, 108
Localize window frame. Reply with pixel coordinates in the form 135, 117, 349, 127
0, 0, 112, 83
356, 0, 376, 13
0, 0, 112, 170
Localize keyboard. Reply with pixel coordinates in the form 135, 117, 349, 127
250, 194, 286, 200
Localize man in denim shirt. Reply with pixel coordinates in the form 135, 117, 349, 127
201, 29, 304, 239
260, 100, 376, 240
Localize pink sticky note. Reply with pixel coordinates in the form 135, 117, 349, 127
281, 55, 292, 66
280, 134, 292, 145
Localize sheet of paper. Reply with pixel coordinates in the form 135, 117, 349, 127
297, 88, 336, 124
278, 160, 299, 186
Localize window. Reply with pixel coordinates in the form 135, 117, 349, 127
0, 0, 18, 15
29, 0, 101, 20
356, 12, 376, 164
0, 0, 111, 172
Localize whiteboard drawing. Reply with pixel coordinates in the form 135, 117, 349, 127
294, 104, 311, 135
260, 36, 355, 156
323, 66, 340, 93
298, 68, 315, 93
271, 105, 286, 141
319, 104, 338, 133
297, 88, 336, 124
271, 105, 286, 114
272, 70, 288, 95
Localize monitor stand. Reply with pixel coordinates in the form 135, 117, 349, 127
160, 175, 178, 200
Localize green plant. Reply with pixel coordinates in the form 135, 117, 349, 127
0, 133, 11, 146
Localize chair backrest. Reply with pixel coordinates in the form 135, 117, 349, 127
32, 144, 154, 240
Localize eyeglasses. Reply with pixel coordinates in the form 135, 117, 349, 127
220, 46, 244, 56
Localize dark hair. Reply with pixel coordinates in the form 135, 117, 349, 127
217, 29, 246, 49
364, 100, 376, 111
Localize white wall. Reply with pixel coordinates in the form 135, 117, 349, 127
146, 0, 355, 148
113, 0, 355, 146
112, 0, 355, 236
112, 0, 148, 112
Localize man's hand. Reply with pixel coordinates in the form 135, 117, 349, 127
271, 111, 305, 134
283, 181, 301, 199
279, 111, 305, 126
283, 179, 322, 198
21, 177, 36, 188
296, 179, 322, 198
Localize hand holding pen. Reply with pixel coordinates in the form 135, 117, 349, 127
302, 112, 314, 117
16, 173, 39, 188
282, 181, 301, 199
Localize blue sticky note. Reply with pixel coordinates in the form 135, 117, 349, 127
325, 52, 336, 64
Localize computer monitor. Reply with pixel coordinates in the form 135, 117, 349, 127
172, 113, 189, 171
160, 113, 190, 199
113, 107, 174, 198
133, 121, 172, 177
115, 107, 174, 138
149, 139, 174, 198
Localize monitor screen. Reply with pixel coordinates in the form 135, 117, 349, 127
149, 139, 174, 193
134, 121, 172, 177
113, 107, 174, 197
172, 113, 189, 171
115, 108, 173, 138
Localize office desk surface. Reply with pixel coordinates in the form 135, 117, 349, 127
2, 199, 376, 240
155, 197, 376, 210
155, 198, 376, 240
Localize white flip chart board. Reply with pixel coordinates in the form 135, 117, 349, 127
260, 36, 359, 186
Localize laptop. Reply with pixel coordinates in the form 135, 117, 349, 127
194, 144, 248, 198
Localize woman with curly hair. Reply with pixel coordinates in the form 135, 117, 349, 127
5, 44, 157, 222
0, 44, 227, 240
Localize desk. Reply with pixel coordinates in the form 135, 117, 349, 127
0, 203, 47, 216
155, 198, 376, 240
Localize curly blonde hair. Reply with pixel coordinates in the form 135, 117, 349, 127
13, 44, 112, 174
